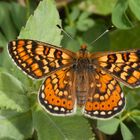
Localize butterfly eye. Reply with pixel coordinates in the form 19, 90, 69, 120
73, 64, 78, 70
79, 49, 88, 53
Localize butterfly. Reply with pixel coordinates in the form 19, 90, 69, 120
8, 39, 140, 119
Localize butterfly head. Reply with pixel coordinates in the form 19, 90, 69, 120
77, 44, 88, 58
80, 44, 87, 50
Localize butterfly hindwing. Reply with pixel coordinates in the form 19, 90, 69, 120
95, 50, 140, 88
39, 67, 76, 115
8, 39, 75, 79
83, 69, 125, 119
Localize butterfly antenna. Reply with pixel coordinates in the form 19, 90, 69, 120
56, 24, 74, 40
90, 25, 116, 45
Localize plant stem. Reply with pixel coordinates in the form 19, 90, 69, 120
25, 0, 30, 19
93, 123, 107, 140
120, 112, 130, 122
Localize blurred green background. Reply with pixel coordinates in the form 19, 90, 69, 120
0, 0, 140, 140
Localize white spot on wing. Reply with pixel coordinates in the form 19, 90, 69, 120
93, 111, 99, 115
107, 111, 112, 115
44, 101, 48, 104
118, 100, 123, 106
42, 85, 45, 90
100, 111, 106, 115
114, 107, 118, 111
54, 106, 59, 111
41, 93, 45, 98
49, 105, 52, 109
60, 108, 65, 112
121, 93, 124, 98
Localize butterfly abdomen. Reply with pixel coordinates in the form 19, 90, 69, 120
76, 91, 87, 106
75, 70, 89, 106
73, 56, 92, 106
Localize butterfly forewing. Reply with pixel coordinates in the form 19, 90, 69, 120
95, 50, 140, 88
39, 67, 76, 115
8, 39, 75, 79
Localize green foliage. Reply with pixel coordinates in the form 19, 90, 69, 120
97, 118, 120, 135
0, 110, 32, 140
112, 0, 140, 29
128, 0, 140, 20
19, 0, 62, 45
110, 25, 140, 51
112, 0, 133, 29
76, 12, 94, 31
33, 106, 93, 140
78, 0, 117, 15
0, 1, 27, 69
0, 71, 29, 112
120, 122, 134, 140
0, 2, 17, 40
0, 0, 140, 140
129, 110, 140, 128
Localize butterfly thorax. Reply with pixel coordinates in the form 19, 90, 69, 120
74, 44, 92, 71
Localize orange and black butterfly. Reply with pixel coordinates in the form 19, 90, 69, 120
8, 39, 140, 119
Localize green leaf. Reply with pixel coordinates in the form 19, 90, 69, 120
0, 2, 17, 40
112, 0, 134, 29
0, 33, 7, 67
79, 0, 117, 15
92, 0, 117, 15
0, 71, 29, 112
129, 110, 140, 128
0, 71, 24, 94
129, 0, 140, 20
120, 122, 134, 140
97, 118, 120, 135
0, 110, 32, 140
76, 12, 94, 31
19, 0, 62, 46
69, 7, 80, 22
33, 106, 94, 140
110, 24, 140, 51
0, 138, 14, 140
129, 124, 140, 140
0, 32, 7, 46
125, 93, 138, 110
124, 87, 140, 110
10, 2, 27, 31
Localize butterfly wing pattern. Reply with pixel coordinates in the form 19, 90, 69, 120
8, 39, 75, 79
8, 39, 140, 119
84, 69, 125, 119
96, 50, 140, 88
39, 67, 76, 115
8, 39, 77, 116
